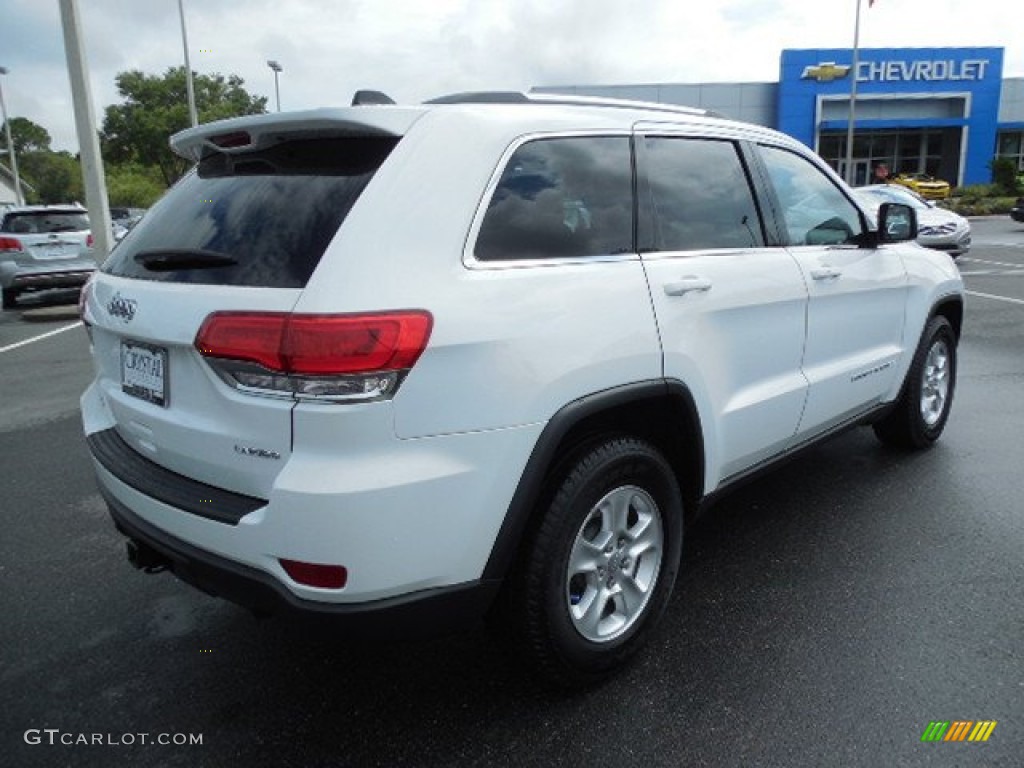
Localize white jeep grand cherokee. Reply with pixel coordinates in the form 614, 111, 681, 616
80, 91, 963, 686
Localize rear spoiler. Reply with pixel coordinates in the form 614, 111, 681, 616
170, 107, 427, 162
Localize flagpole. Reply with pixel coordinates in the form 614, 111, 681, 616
844, 0, 862, 185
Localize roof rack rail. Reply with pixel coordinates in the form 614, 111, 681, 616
423, 91, 530, 105
422, 90, 721, 118
529, 92, 718, 117
352, 90, 396, 106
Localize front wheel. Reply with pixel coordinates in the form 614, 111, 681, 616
873, 315, 957, 449
504, 437, 684, 688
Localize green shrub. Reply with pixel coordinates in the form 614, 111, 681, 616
989, 157, 1021, 195
955, 184, 996, 205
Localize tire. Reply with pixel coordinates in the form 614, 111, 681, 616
873, 315, 957, 449
1, 287, 16, 310
503, 436, 684, 688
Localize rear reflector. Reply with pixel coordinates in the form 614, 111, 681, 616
279, 559, 348, 589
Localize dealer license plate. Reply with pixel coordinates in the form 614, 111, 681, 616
121, 340, 168, 407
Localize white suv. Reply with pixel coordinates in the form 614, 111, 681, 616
80, 92, 963, 686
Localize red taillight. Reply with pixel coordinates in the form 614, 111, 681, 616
195, 312, 289, 371
209, 131, 252, 148
0, 235, 24, 253
194, 310, 433, 401
86, 233, 94, 248
284, 313, 433, 374
196, 311, 433, 375
279, 559, 348, 589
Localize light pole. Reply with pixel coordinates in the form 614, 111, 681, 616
177, 0, 198, 127
267, 60, 282, 112
58, 0, 111, 257
844, 0, 864, 186
0, 66, 24, 206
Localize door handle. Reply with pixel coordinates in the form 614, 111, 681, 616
664, 276, 713, 296
810, 267, 842, 281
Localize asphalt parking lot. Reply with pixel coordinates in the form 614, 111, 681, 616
1, 217, 1022, 767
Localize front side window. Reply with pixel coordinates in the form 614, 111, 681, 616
474, 136, 633, 261
759, 145, 864, 247
638, 137, 765, 252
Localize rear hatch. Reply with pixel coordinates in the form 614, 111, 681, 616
0, 208, 91, 268
84, 110, 423, 499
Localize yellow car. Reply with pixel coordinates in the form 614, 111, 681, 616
889, 173, 951, 200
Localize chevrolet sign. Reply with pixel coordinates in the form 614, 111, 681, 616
801, 62, 851, 82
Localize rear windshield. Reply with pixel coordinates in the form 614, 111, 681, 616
1, 211, 89, 234
102, 136, 398, 288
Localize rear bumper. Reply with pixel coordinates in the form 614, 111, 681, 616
101, 486, 500, 632
2, 267, 95, 291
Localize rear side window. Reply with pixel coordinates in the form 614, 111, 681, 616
2, 211, 89, 234
103, 137, 398, 288
474, 136, 633, 261
638, 137, 765, 252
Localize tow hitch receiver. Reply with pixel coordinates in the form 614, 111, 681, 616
126, 538, 170, 574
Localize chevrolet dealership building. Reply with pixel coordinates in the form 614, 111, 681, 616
535, 47, 1024, 188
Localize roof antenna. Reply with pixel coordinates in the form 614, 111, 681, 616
352, 90, 396, 106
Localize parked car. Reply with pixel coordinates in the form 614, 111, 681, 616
1011, 197, 1024, 223
110, 206, 146, 229
0, 204, 96, 309
889, 172, 951, 200
853, 184, 970, 258
80, 91, 964, 686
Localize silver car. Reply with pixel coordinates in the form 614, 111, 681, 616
853, 184, 971, 259
0, 205, 96, 309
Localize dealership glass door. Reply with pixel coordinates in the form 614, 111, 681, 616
820, 129, 961, 186
837, 160, 871, 186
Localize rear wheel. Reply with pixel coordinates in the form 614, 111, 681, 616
504, 436, 683, 688
873, 315, 957, 449
1, 287, 17, 310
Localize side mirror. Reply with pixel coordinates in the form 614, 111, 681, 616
878, 202, 917, 243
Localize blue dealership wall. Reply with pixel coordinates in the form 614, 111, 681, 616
779, 48, 1004, 185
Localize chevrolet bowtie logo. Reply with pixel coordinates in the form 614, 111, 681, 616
801, 62, 851, 82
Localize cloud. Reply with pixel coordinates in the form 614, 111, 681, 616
0, 0, 1020, 156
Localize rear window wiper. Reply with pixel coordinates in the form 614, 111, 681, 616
134, 249, 238, 271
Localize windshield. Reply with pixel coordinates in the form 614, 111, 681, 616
855, 186, 930, 211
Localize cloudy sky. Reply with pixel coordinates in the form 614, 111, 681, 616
3, 0, 1022, 153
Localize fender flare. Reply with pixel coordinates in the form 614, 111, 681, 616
481, 379, 703, 580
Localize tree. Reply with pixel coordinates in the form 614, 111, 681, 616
101, 67, 267, 186
18, 151, 84, 204
105, 162, 164, 207
2, 116, 52, 154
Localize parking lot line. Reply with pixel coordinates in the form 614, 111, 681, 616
965, 290, 1024, 307
959, 256, 1024, 269
0, 321, 83, 354
958, 269, 1024, 276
